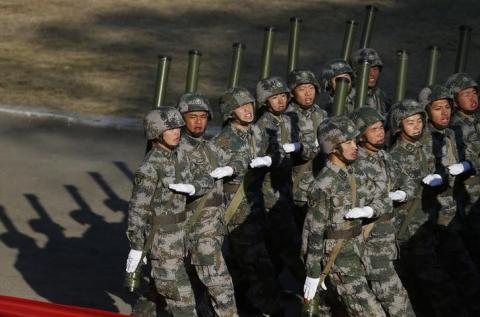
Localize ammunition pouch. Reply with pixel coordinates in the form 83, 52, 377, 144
325, 224, 362, 239
223, 183, 240, 193
151, 212, 186, 226
464, 175, 480, 186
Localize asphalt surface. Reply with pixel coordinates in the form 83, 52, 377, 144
0, 113, 145, 314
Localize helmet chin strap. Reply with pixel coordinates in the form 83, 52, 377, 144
334, 147, 355, 165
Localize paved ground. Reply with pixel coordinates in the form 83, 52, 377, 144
0, 113, 145, 314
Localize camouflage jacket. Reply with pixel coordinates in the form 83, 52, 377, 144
285, 101, 328, 202
256, 110, 299, 207
213, 122, 268, 223
302, 160, 384, 277
389, 136, 435, 238
450, 110, 480, 171
126, 144, 214, 250
364, 87, 391, 116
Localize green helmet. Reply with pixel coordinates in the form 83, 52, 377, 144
219, 86, 255, 122
349, 106, 385, 135
418, 84, 452, 109
287, 69, 320, 92
256, 76, 290, 106
321, 58, 354, 91
444, 73, 478, 105
351, 48, 383, 70
388, 99, 425, 134
317, 116, 359, 154
177, 92, 212, 119
144, 107, 185, 140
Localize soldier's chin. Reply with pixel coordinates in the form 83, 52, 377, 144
409, 133, 422, 140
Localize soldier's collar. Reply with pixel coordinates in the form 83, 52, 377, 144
326, 160, 349, 177
455, 110, 476, 124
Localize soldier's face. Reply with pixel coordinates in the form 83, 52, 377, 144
331, 73, 352, 91
456, 87, 479, 112
233, 103, 254, 124
368, 66, 380, 88
363, 121, 385, 148
339, 139, 358, 161
401, 113, 424, 141
267, 93, 288, 114
293, 84, 316, 108
161, 128, 181, 148
428, 99, 451, 127
183, 111, 208, 137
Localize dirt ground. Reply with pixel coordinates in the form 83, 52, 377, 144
0, 0, 478, 123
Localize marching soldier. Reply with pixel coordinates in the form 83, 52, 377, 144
320, 59, 356, 116
213, 87, 284, 316
351, 48, 391, 115
285, 69, 328, 229
125, 107, 214, 316
255, 76, 304, 281
177, 92, 240, 317
445, 73, 480, 269
349, 107, 415, 316
302, 116, 388, 317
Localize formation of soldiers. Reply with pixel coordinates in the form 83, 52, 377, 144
123, 45, 480, 317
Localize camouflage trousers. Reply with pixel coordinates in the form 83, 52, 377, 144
324, 236, 387, 317
149, 224, 197, 317
224, 211, 283, 315
361, 220, 414, 317
264, 200, 304, 281
187, 206, 238, 317
396, 221, 480, 317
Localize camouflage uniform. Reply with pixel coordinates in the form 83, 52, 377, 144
445, 73, 480, 270
126, 107, 214, 317
255, 76, 304, 281
349, 107, 415, 317
213, 87, 283, 315
285, 70, 329, 212
351, 48, 391, 116
390, 98, 480, 316
302, 116, 387, 317
177, 93, 240, 317
320, 59, 356, 115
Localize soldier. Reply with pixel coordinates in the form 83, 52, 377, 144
419, 85, 480, 315
320, 59, 356, 116
176, 92, 240, 317
444, 73, 480, 268
349, 107, 415, 317
255, 76, 304, 282
388, 98, 480, 316
125, 107, 214, 316
285, 69, 328, 229
351, 48, 391, 115
213, 87, 284, 316
302, 116, 388, 317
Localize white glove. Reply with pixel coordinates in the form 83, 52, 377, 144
125, 249, 145, 273
282, 142, 301, 153
422, 174, 443, 187
210, 166, 234, 179
249, 156, 272, 168
345, 206, 374, 219
388, 190, 407, 202
168, 183, 196, 196
303, 277, 327, 301
448, 161, 471, 176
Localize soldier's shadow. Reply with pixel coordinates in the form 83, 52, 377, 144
0, 164, 136, 312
